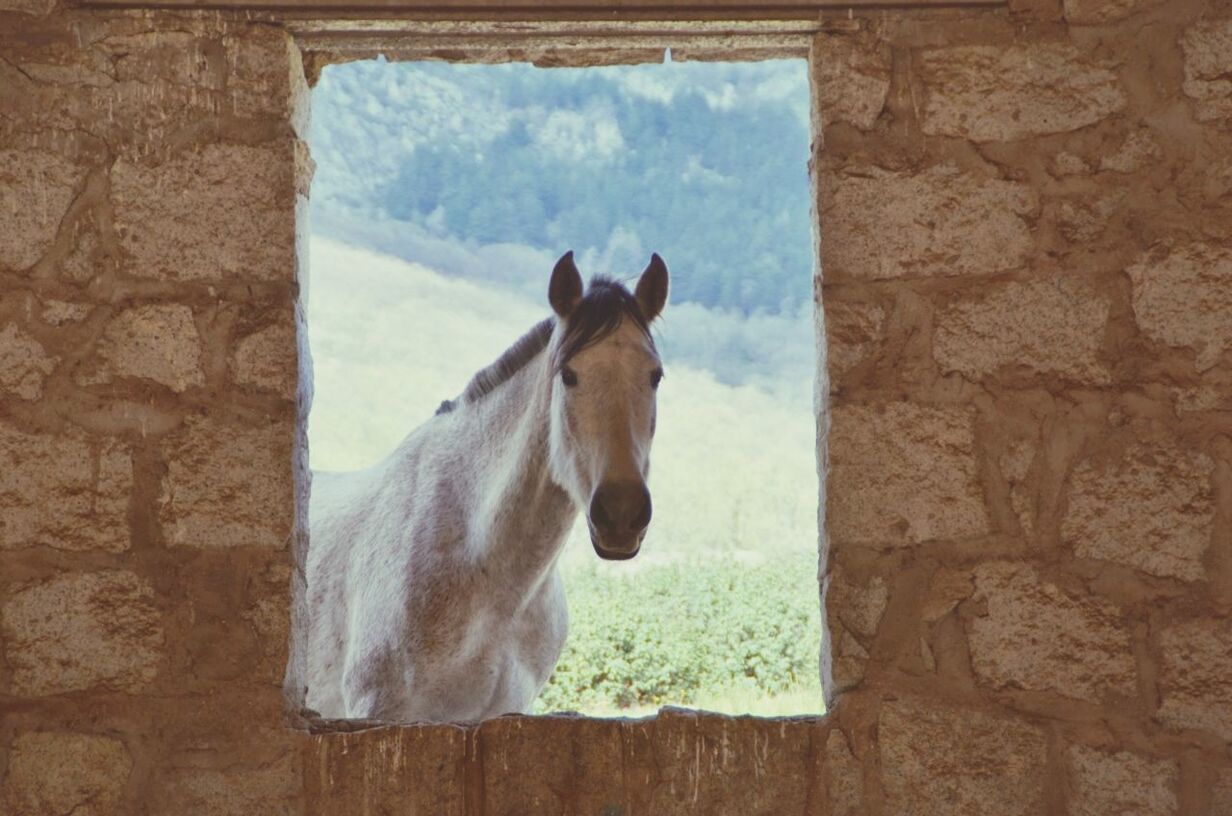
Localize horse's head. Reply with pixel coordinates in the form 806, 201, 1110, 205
545, 251, 668, 561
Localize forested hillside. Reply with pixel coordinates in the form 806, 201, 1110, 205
310, 59, 813, 316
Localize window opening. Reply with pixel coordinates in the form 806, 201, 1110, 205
304, 55, 821, 719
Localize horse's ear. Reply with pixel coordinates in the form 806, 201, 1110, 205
635, 253, 669, 322
549, 251, 583, 318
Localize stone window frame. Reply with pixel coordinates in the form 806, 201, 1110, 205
285, 19, 840, 732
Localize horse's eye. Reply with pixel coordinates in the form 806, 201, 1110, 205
650, 369, 664, 389
561, 367, 578, 388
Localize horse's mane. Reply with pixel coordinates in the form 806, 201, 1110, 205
435, 276, 655, 416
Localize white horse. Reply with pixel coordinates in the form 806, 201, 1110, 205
304, 252, 669, 722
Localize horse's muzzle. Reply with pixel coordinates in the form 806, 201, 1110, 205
588, 480, 651, 560
591, 533, 643, 561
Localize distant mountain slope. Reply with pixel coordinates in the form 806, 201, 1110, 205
310, 59, 813, 317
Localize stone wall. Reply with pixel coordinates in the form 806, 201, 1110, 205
0, 0, 1229, 814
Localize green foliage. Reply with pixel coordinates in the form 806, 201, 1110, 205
536, 553, 823, 713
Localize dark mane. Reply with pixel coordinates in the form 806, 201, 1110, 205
556, 275, 653, 370
435, 276, 655, 415
436, 317, 554, 415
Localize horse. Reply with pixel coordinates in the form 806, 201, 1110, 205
304, 251, 669, 722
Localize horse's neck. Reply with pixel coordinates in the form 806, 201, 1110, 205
445, 353, 575, 592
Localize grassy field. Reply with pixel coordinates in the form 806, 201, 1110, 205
307, 236, 823, 716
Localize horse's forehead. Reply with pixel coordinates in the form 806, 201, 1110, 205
573, 320, 657, 365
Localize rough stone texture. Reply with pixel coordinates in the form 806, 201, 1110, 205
40, 300, 93, 325
0, 149, 83, 271
0, 322, 57, 399
0, 0, 57, 13
824, 299, 884, 382
813, 34, 891, 130
822, 164, 1036, 280
920, 44, 1126, 142
1057, 190, 1124, 243
826, 571, 888, 690
829, 402, 991, 546
1212, 768, 1232, 816
1127, 243, 1232, 371
1063, 0, 1165, 24
1, 3, 1230, 812
1100, 129, 1162, 174
224, 25, 301, 122
1156, 619, 1232, 741
159, 416, 294, 548
825, 729, 862, 815
1182, 20, 1232, 125
0, 422, 131, 551
112, 143, 297, 282
934, 278, 1110, 383
4, 731, 133, 816
0, 570, 163, 696
150, 752, 299, 816
1062, 444, 1214, 581
967, 563, 1137, 703
879, 697, 1049, 816
1054, 151, 1091, 176
86, 304, 204, 392
233, 321, 298, 398
1000, 441, 1036, 536
1067, 745, 1178, 816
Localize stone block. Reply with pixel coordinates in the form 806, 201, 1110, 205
158, 416, 293, 548
632, 711, 817, 814
823, 299, 884, 382
1062, 444, 1213, 581
934, 278, 1110, 383
1100, 129, 1162, 174
225, 26, 300, 122
0, 148, 83, 271
0, 322, 56, 399
1212, 767, 1232, 816
1156, 619, 1232, 741
1067, 745, 1178, 816
828, 570, 888, 639
84, 304, 204, 392
1000, 440, 1036, 536
150, 752, 299, 816
829, 402, 991, 546
1057, 191, 1124, 242
307, 728, 466, 815
967, 563, 1137, 703
1127, 243, 1232, 371
4, 731, 132, 816
0, 422, 130, 552
1063, 0, 1165, 23
826, 570, 888, 691
40, 300, 92, 325
825, 729, 862, 815
879, 696, 1049, 816
821, 164, 1036, 280
813, 34, 891, 130
1182, 20, 1232, 125
233, 320, 298, 398
920, 44, 1125, 142
112, 143, 297, 282
0, 0, 56, 13
0, 570, 162, 696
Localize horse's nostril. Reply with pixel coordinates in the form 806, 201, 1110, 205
589, 492, 613, 530
631, 487, 652, 532
590, 482, 652, 534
